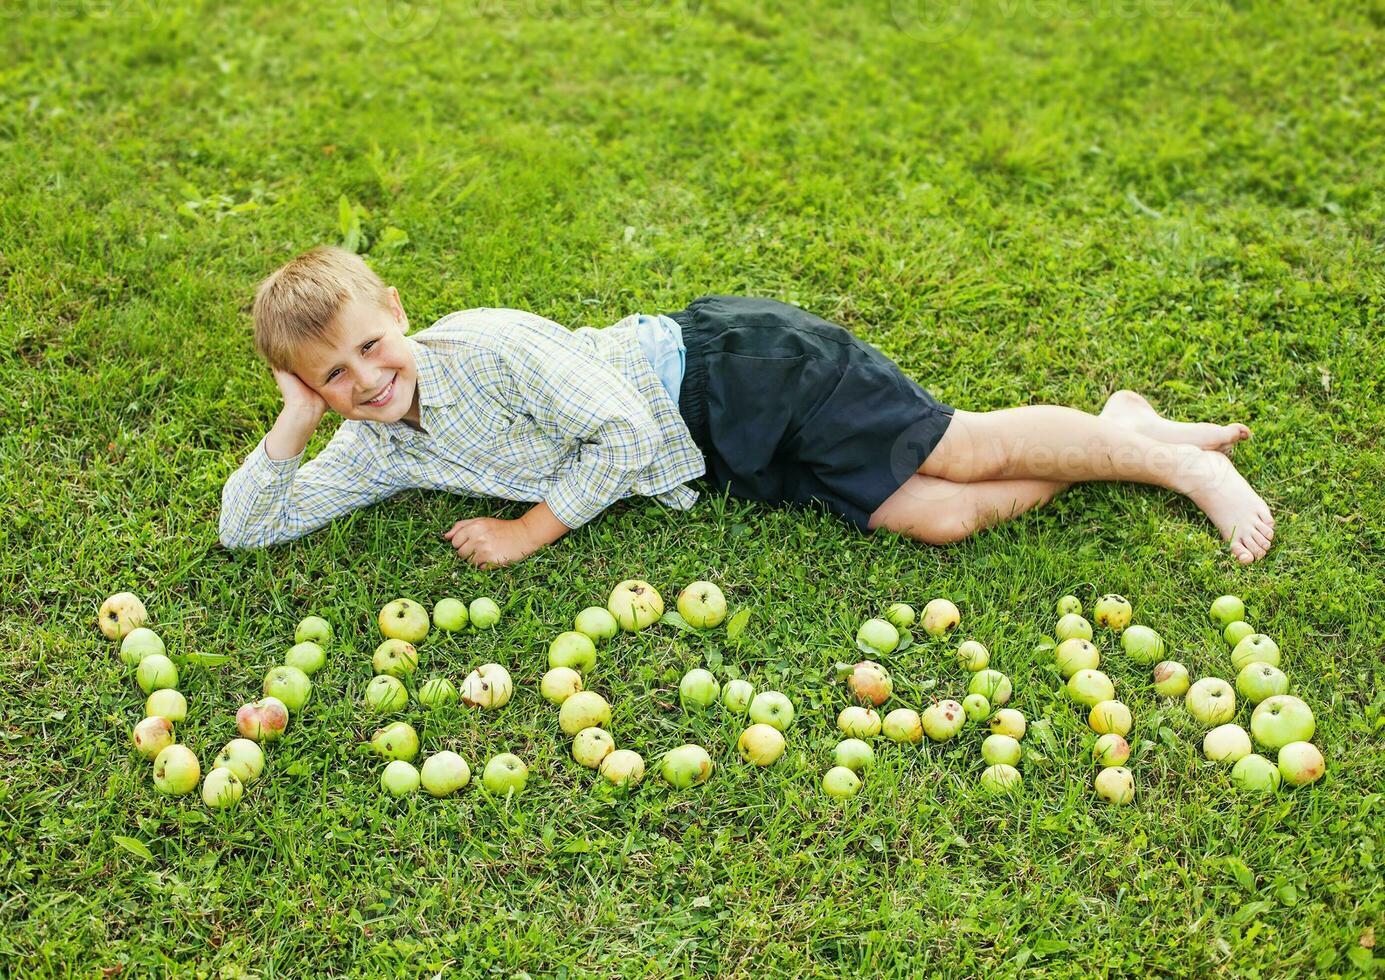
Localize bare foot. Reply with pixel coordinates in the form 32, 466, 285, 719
1177, 449, 1276, 563
1101, 389, 1250, 455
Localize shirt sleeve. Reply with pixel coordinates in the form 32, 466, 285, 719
218, 426, 404, 549
485, 312, 661, 529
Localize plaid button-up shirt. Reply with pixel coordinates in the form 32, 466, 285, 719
218, 308, 706, 549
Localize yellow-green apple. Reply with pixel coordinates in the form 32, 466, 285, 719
263, 665, 312, 712
145, 689, 187, 723
981, 734, 1021, 766
1088, 699, 1132, 736
921, 598, 961, 637
1056, 595, 1082, 617
132, 716, 174, 759
846, 661, 893, 706
1092, 733, 1130, 767
1231, 753, 1281, 792
201, 767, 243, 809
432, 598, 468, 631
1185, 678, 1236, 726
381, 760, 420, 796
574, 606, 619, 642
213, 739, 265, 783
559, 691, 611, 736
236, 697, 289, 742
720, 679, 754, 714
737, 724, 786, 766
378, 598, 429, 643
832, 738, 874, 772
1067, 669, 1115, 707
599, 749, 645, 786
461, 663, 513, 709
284, 641, 326, 675
1094, 766, 1134, 804
855, 618, 898, 655
679, 668, 720, 709
677, 581, 727, 628
822, 766, 862, 800
365, 674, 408, 713
294, 615, 332, 646
968, 670, 1012, 706
884, 602, 916, 629
481, 753, 528, 795
989, 709, 1027, 740
956, 640, 989, 672
1277, 741, 1325, 786
837, 706, 881, 739
119, 627, 164, 666
661, 744, 713, 788
1223, 620, 1255, 648
98, 592, 147, 640
607, 580, 663, 632
882, 707, 923, 743
1237, 663, 1289, 705
373, 639, 419, 677
548, 632, 597, 673
468, 597, 501, 629
152, 744, 199, 795
572, 727, 615, 768
1119, 625, 1165, 664
420, 751, 470, 796
418, 676, 458, 709
1153, 661, 1190, 697
1093, 594, 1132, 632
1208, 594, 1245, 629
1231, 634, 1280, 672
1250, 695, 1315, 750
540, 667, 583, 705
136, 654, 178, 694
1055, 614, 1093, 642
1055, 638, 1100, 678
962, 693, 990, 722
922, 700, 965, 742
371, 721, 420, 762
748, 691, 794, 731
1203, 723, 1252, 763
980, 764, 1021, 794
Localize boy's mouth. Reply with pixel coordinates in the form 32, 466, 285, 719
362, 375, 396, 408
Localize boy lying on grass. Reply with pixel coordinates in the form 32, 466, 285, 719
221, 246, 1274, 566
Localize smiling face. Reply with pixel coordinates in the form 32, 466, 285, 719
292, 286, 420, 424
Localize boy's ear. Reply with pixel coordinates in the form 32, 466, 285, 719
386, 286, 407, 328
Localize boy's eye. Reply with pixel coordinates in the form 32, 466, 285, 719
326, 369, 342, 382
363, 340, 377, 353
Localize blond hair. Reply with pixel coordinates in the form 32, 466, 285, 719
251, 246, 392, 370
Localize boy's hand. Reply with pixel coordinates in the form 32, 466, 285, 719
273, 368, 328, 419
443, 517, 539, 569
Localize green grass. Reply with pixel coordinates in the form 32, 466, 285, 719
3, 0, 1384, 974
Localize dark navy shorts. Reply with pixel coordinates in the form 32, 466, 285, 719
664, 294, 955, 532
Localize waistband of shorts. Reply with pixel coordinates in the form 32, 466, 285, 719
667, 305, 711, 449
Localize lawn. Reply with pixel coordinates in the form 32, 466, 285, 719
3, 0, 1384, 974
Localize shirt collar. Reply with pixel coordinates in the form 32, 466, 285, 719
408, 335, 463, 408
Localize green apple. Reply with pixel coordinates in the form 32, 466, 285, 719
572, 727, 616, 768
677, 581, 727, 628
1231, 634, 1280, 672
988, 709, 1026, 740
1185, 678, 1236, 726
882, 707, 923, 743
420, 751, 470, 796
1250, 695, 1315, 750
822, 765, 862, 800
373, 639, 419, 677
284, 641, 326, 675
201, 767, 243, 809
846, 661, 893, 706
548, 631, 597, 673
661, 744, 713, 788
737, 724, 786, 766
294, 615, 332, 647
1092, 733, 1130, 767
1202, 723, 1252, 763
1094, 765, 1134, 804
461, 663, 514, 709
263, 664, 312, 712
371, 721, 420, 762
1056, 594, 1082, 617
481, 753, 528, 795
145, 689, 187, 723
132, 716, 174, 759
381, 760, 420, 796
418, 676, 458, 709
1277, 741, 1325, 786
1093, 594, 1132, 632
1152, 660, 1190, 697
607, 580, 663, 632
540, 667, 583, 705
962, 693, 990, 722
981, 734, 1021, 767
1054, 638, 1100, 678
920, 598, 961, 637
365, 674, 408, 713
1088, 699, 1132, 736
213, 739, 265, 783
432, 597, 468, 631
1236, 663, 1289, 705
378, 598, 429, 643
119, 627, 164, 666
99, 592, 148, 640
1208, 594, 1246, 629
574, 606, 618, 643
152, 744, 200, 795
980, 764, 1021, 794
1055, 614, 1093, 642
1231, 753, 1281, 792
968, 670, 1012, 706
748, 691, 794, 731
679, 668, 720, 710
136, 654, 178, 694
559, 691, 611, 736
720, 679, 755, 714
832, 738, 875, 772
599, 749, 645, 786
1067, 669, 1115, 708
921, 700, 965, 742
956, 640, 989, 672
1119, 625, 1165, 664
468, 597, 502, 629
837, 706, 881, 739
1223, 620, 1255, 648
884, 602, 916, 629
855, 618, 899, 656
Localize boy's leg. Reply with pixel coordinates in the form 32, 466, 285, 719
869, 475, 1069, 543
